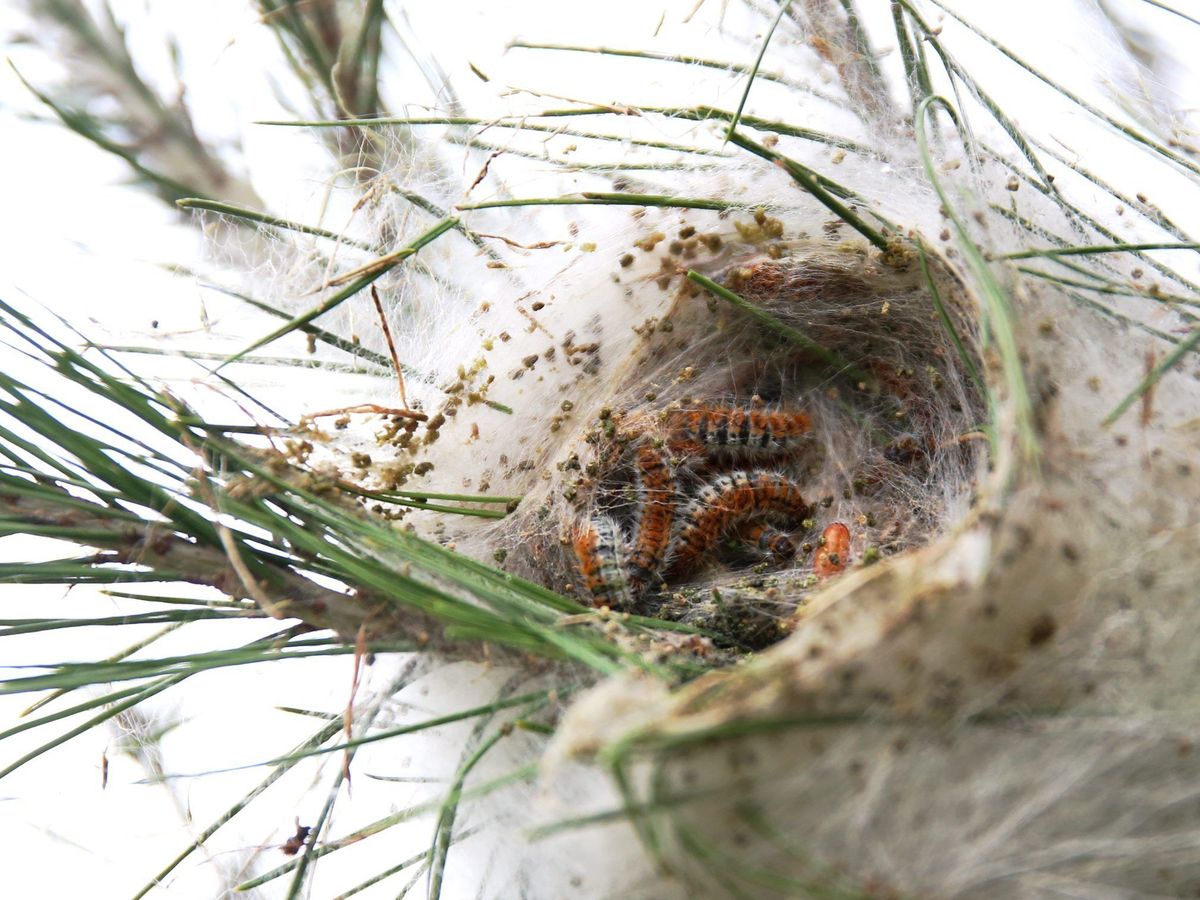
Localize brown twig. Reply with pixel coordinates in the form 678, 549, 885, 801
305, 403, 428, 421
370, 285, 410, 410
2, 490, 446, 645
344, 623, 369, 792
474, 232, 564, 250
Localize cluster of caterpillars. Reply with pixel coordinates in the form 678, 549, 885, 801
571, 404, 851, 610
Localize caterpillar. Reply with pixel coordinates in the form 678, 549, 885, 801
666, 405, 812, 456
734, 521, 797, 563
626, 444, 676, 593
571, 516, 634, 610
573, 402, 816, 601
670, 470, 810, 575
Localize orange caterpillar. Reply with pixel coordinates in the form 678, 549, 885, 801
813, 522, 851, 578
666, 405, 812, 456
571, 516, 634, 609
626, 445, 676, 593
735, 522, 797, 563
670, 471, 809, 575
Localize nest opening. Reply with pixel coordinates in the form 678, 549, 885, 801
520, 234, 987, 658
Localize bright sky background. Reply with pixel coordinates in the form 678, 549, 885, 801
1, 1, 1198, 896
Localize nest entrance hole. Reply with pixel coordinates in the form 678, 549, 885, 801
559, 239, 986, 654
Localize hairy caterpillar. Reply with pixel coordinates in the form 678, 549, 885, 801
666, 405, 813, 456
626, 444, 677, 593
670, 470, 810, 576
571, 516, 634, 610
734, 521, 798, 563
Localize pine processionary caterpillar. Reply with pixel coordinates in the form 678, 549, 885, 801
666, 405, 812, 456
670, 470, 809, 575
734, 522, 797, 563
572, 402, 815, 599
626, 444, 676, 592
571, 516, 634, 609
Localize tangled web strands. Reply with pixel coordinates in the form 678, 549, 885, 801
327, 6, 1196, 897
